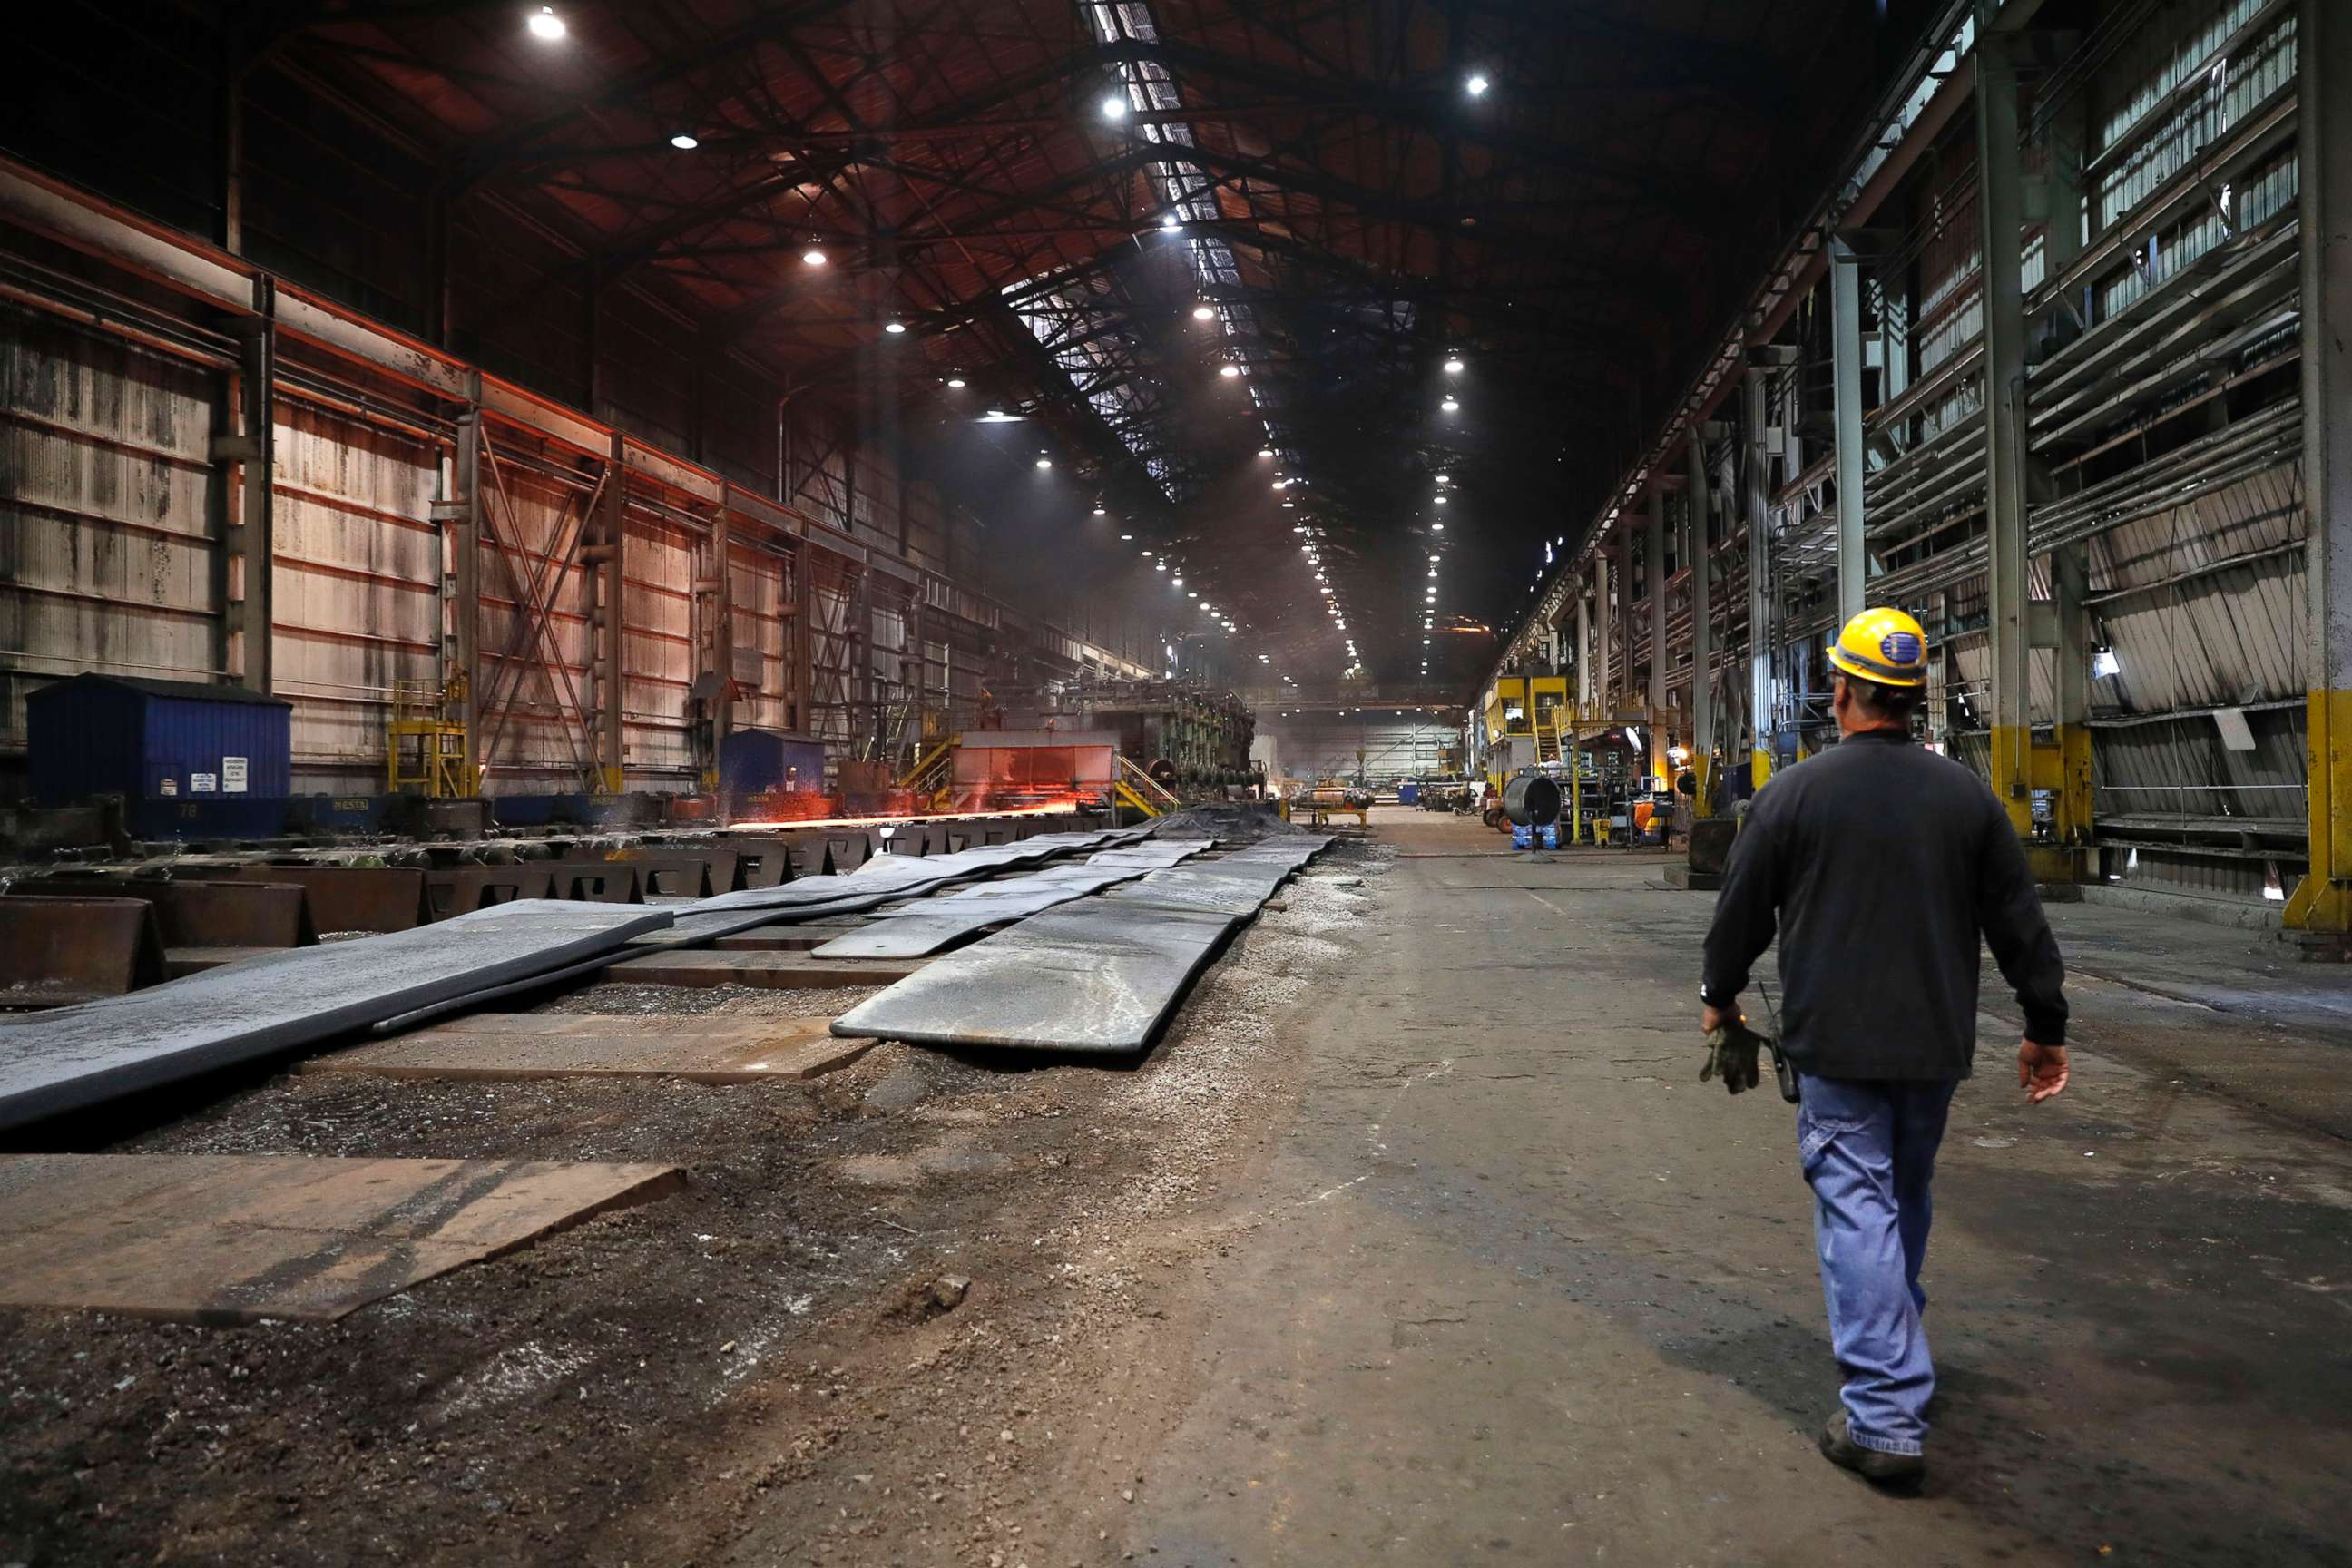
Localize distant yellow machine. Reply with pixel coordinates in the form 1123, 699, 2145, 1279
1283, 782, 1372, 828
387, 675, 471, 799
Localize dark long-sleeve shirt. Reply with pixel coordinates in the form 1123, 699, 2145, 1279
1700, 730, 2068, 1081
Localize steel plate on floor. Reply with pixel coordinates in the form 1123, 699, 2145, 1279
0, 903, 674, 1131
830, 900, 1240, 1053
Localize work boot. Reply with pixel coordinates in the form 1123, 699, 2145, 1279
1818, 1410, 1926, 1485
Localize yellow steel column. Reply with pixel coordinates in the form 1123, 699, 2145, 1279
1975, 24, 2034, 836
2288, 0, 2352, 932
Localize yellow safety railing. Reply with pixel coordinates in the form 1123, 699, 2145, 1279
1115, 755, 1181, 818
899, 735, 956, 801
387, 676, 471, 799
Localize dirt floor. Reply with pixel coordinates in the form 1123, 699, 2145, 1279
0, 833, 1380, 1568
6, 808, 2352, 1565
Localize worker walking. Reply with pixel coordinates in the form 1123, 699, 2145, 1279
1697, 607, 2072, 1485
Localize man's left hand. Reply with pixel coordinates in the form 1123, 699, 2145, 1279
1700, 1010, 1764, 1094
1700, 1003, 1734, 1034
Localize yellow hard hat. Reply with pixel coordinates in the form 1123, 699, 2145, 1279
1828, 606, 1929, 689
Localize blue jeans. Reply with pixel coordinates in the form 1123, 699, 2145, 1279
1796, 1073, 1959, 1456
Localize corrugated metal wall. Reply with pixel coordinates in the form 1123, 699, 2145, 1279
1256, 715, 1454, 784
271, 396, 441, 790
0, 309, 220, 757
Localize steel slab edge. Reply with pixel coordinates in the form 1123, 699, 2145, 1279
0, 904, 673, 1131
829, 902, 1241, 1054
809, 867, 1151, 958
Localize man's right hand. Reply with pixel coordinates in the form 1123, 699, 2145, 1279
2018, 1040, 2069, 1103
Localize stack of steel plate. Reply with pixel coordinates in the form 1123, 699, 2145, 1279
830, 836, 1332, 1054
808, 839, 1211, 959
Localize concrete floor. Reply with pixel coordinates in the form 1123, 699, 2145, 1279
1120, 809, 2352, 1565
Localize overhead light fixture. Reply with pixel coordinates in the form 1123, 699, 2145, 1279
1172, 575, 1185, 587
1258, 448, 1274, 458
1433, 522, 1446, 532
1102, 93, 1130, 121
1193, 303, 1214, 320
1465, 73, 1490, 97
1435, 495, 1449, 505
1161, 214, 1181, 231
1219, 364, 1241, 378
1189, 591, 1200, 599
1443, 358, 1465, 375
526, 5, 565, 41
1281, 501, 1295, 508
945, 377, 965, 388
670, 132, 700, 150
1441, 397, 1460, 412
884, 321, 907, 335
802, 248, 828, 267
1436, 475, 1450, 485
1093, 505, 1106, 514
1035, 456, 1052, 469
1120, 533, 1133, 541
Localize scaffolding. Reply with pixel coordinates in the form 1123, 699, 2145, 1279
387, 677, 472, 799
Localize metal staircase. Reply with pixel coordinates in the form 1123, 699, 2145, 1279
1114, 755, 1181, 818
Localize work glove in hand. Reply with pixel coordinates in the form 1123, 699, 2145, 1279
1700, 1019, 1764, 1095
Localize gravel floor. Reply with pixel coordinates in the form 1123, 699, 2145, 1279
0, 838, 1388, 1568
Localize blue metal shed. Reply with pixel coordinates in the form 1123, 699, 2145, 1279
720, 728, 827, 798
26, 673, 293, 808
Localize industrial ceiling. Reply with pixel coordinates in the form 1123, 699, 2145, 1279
60, 0, 1944, 688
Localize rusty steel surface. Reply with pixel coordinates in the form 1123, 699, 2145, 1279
0, 897, 166, 1007
5, 878, 314, 950
548, 863, 645, 904
421, 865, 561, 919
211, 865, 429, 932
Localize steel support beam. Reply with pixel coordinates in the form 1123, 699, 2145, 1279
1689, 436, 1718, 813
448, 400, 483, 784
2050, 544, 2094, 844
1745, 368, 1776, 790
1575, 575, 1594, 708
791, 544, 814, 734
1976, 24, 2034, 837
593, 433, 627, 791
223, 289, 275, 693
1831, 242, 1869, 623
858, 567, 877, 755
1594, 549, 1613, 712
2288, 0, 2352, 933
1648, 485, 1671, 786
2040, 74, 2094, 854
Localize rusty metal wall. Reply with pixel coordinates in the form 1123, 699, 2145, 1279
270, 394, 440, 790
730, 541, 789, 734
614, 503, 695, 785
474, 448, 598, 786
0, 308, 220, 757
